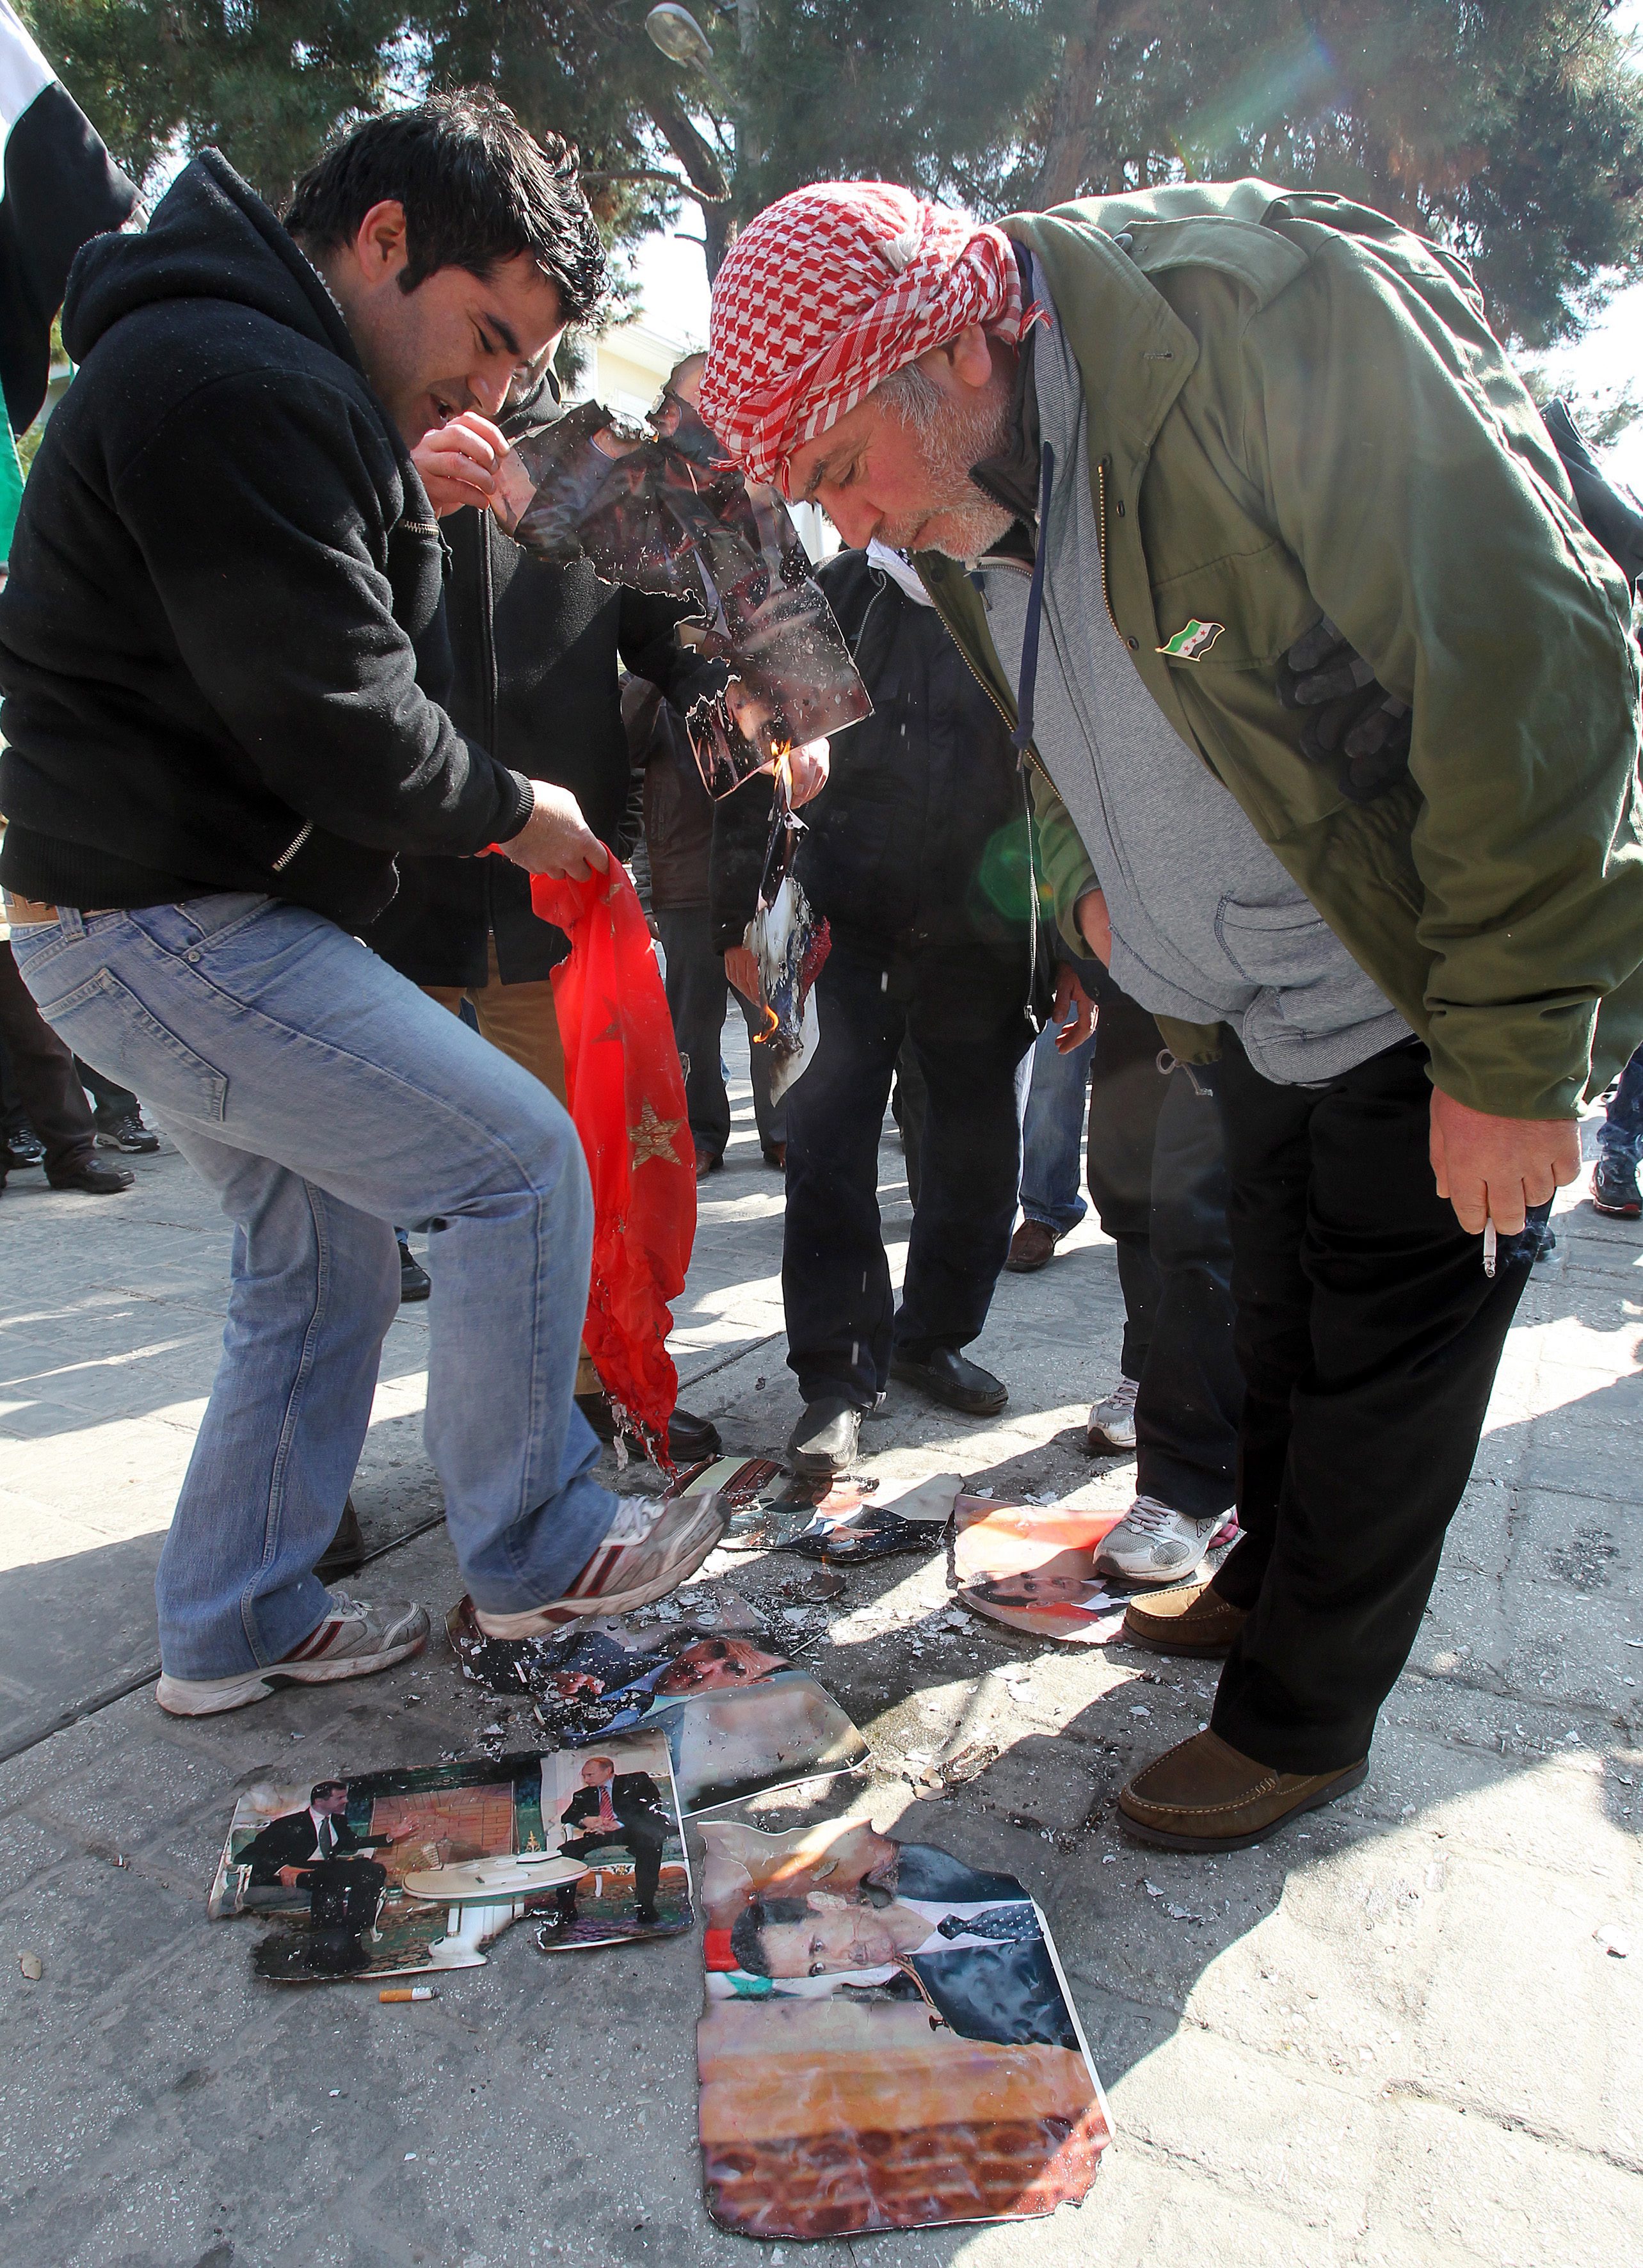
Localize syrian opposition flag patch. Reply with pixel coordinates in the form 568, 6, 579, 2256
0, 0, 134, 435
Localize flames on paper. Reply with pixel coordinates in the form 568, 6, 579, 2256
745, 743, 830, 1102
486, 395, 870, 803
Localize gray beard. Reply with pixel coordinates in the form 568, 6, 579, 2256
877, 383, 1016, 559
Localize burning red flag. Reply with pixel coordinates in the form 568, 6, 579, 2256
527, 863, 696, 1464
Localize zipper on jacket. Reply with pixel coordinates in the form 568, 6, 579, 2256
479, 513, 499, 942
931, 563, 1049, 1032
1094, 459, 1126, 644
271, 820, 313, 873
479, 516, 499, 755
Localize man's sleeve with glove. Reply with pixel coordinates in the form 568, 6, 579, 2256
113, 373, 533, 857
1242, 238, 1643, 1119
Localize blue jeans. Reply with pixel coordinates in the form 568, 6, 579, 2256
1599, 1042, 1643, 1166
1018, 1016, 1098, 1235
12, 896, 614, 1680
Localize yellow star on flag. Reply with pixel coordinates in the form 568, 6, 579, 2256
629, 1098, 685, 1171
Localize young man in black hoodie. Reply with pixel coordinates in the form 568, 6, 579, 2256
0, 95, 726, 1715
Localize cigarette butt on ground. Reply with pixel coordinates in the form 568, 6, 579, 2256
379, 1986, 437, 2002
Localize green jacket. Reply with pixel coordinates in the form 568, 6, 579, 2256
916, 181, 1643, 1118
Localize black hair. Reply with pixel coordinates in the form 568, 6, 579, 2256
730, 1901, 770, 1975
729, 1895, 812, 1977
284, 89, 604, 323
310, 1780, 348, 1803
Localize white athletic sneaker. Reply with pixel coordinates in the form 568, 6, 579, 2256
1086, 1376, 1139, 1452
1094, 1498, 1220, 1585
471, 1490, 727, 1634
156, 1593, 429, 1717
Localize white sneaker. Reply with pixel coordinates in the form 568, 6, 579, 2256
471, 1491, 727, 1634
1086, 1376, 1139, 1452
156, 1593, 429, 1716
1094, 1498, 1219, 1585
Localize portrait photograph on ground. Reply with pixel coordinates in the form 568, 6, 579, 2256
648, 1670, 870, 1814
695, 1814, 1109, 2236
952, 1493, 1132, 1643
445, 1586, 789, 1741
207, 1735, 691, 1977
532, 1730, 694, 1949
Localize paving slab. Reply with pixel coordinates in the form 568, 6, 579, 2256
0, 1037, 1638, 2264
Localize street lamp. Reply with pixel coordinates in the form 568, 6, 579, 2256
645, 4, 716, 70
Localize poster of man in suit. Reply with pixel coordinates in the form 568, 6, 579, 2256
696, 1814, 1109, 2239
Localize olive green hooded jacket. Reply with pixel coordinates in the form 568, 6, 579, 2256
915, 181, 1643, 1120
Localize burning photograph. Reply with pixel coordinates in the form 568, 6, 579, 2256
650, 1670, 870, 1815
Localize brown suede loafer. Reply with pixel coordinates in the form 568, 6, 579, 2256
1118, 1730, 1368, 1852
1123, 1580, 1247, 1657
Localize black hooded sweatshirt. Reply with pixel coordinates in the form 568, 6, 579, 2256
0, 152, 533, 927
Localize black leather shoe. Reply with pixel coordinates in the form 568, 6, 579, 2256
577, 1393, 722, 1463
316, 1496, 365, 1582
49, 1156, 134, 1194
668, 1407, 723, 1461
787, 1397, 862, 1478
397, 1236, 431, 1302
4, 1126, 44, 1169
890, 1346, 1007, 1415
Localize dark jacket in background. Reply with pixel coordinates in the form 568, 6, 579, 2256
709, 548, 1038, 975
630, 673, 714, 912
0, 152, 530, 928
363, 380, 717, 986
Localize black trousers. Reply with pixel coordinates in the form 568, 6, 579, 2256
74, 1055, 140, 1121
1209, 1034, 1537, 1772
655, 904, 785, 1158
0, 942, 98, 1179
783, 938, 1034, 1408
1084, 981, 1242, 1518
557, 1828, 662, 1913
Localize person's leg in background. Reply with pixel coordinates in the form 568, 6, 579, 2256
425, 940, 597, 1399
1120, 1034, 1538, 1846
891, 1036, 927, 1207
654, 905, 735, 1173
1099, 1058, 1243, 1586
429, 937, 719, 1459
0, 940, 132, 1195
1082, 978, 1171, 1449
1008, 1013, 1097, 1271
74, 1054, 160, 1152
1594, 1040, 1643, 1216
730, 982, 788, 1165
13, 897, 698, 1693
0, 1028, 44, 1169
893, 959, 1034, 1414
782, 943, 907, 1471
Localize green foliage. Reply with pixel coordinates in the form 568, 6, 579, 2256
19, 0, 1643, 346
28, 0, 405, 206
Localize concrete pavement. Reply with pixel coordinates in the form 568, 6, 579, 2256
0, 1022, 1638, 2267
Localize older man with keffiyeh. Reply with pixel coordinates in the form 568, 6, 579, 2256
701, 177, 1643, 1854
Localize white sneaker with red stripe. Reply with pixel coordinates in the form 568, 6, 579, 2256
471, 1490, 728, 1636
155, 1593, 429, 1717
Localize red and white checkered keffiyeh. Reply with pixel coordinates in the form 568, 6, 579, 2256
700, 182, 1031, 492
